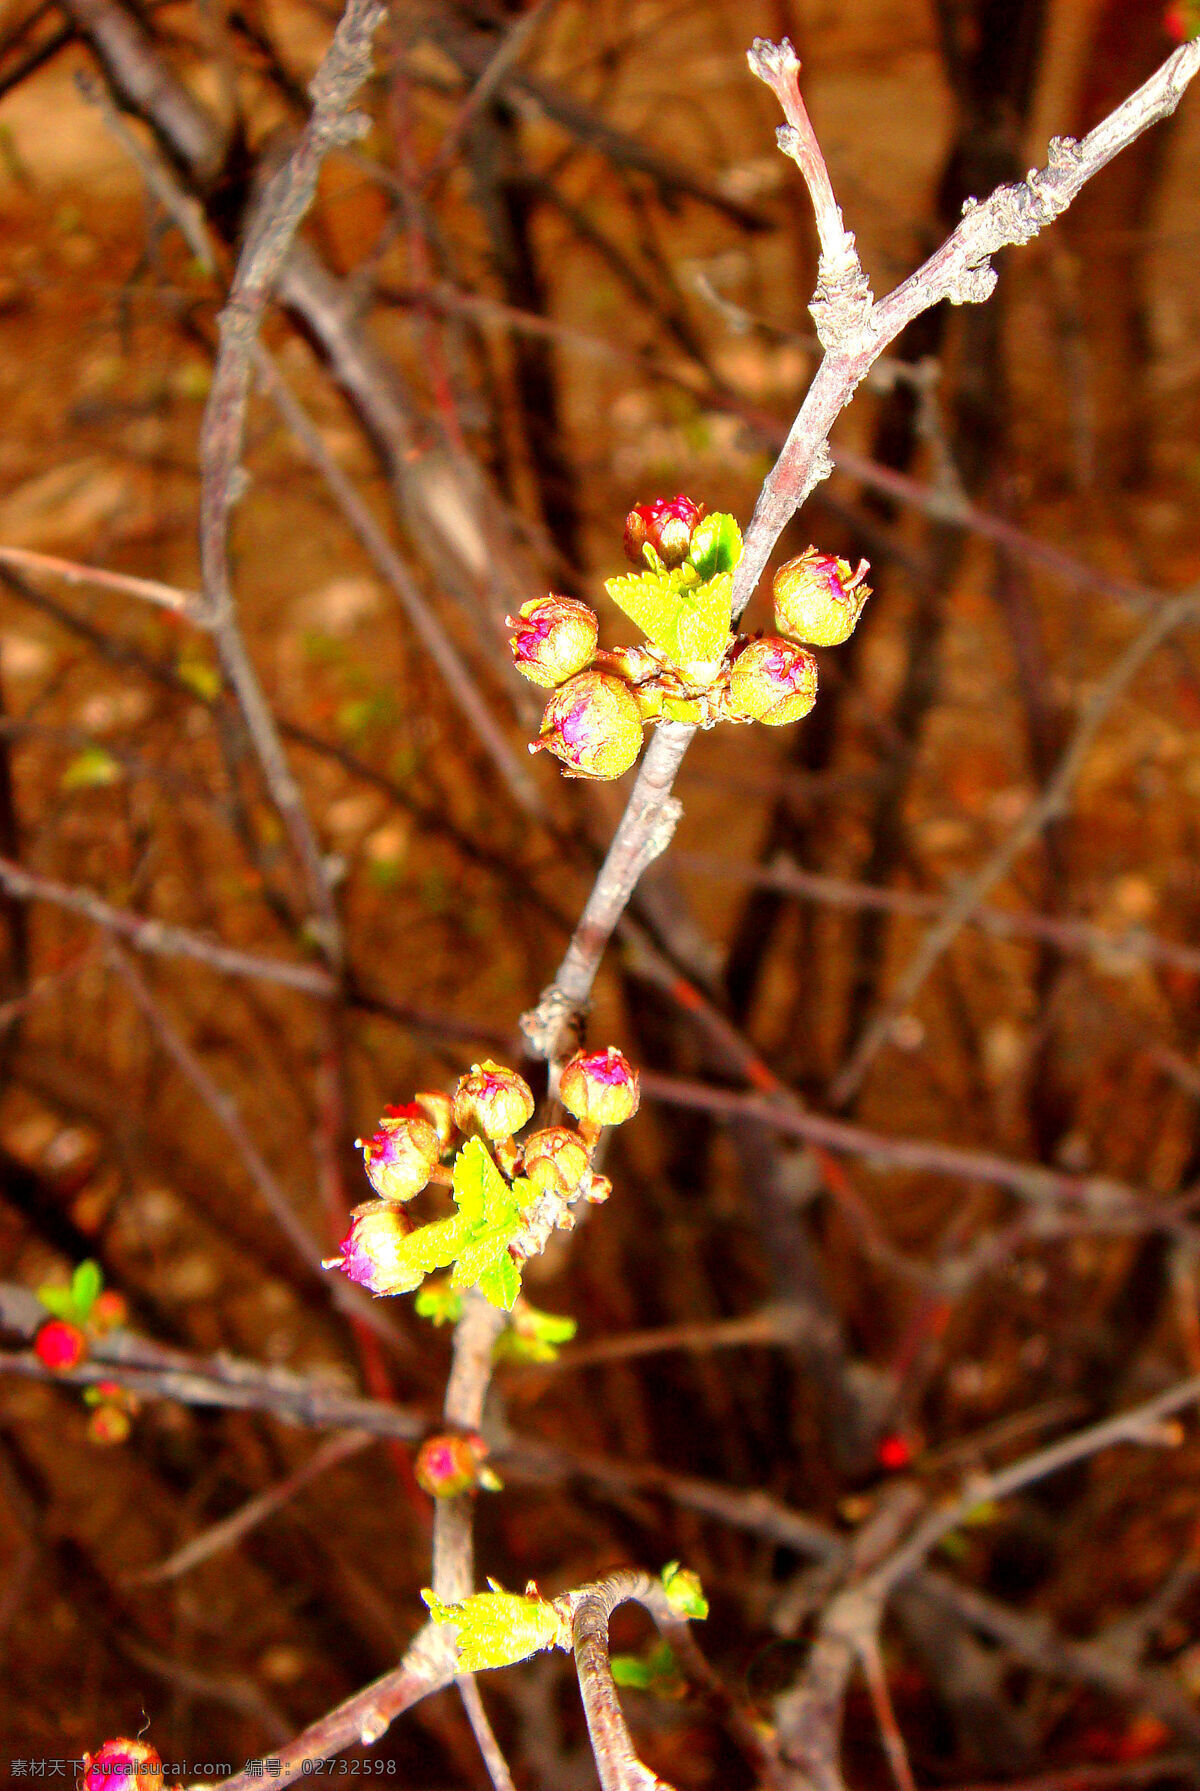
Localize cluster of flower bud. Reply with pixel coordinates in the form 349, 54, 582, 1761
509, 497, 870, 778
32, 1270, 136, 1448
326, 1049, 639, 1300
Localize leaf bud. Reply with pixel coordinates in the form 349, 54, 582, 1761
727, 637, 818, 726
323, 1201, 417, 1296
81, 1740, 165, 1791
414, 1431, 491, 1499
89, 1289, 129, 1335
87, 1403, 133, 1447
530, 670, 644, 781
451, 1061, 535, 1142
623, 494, 706, 569
559, 1047, 640, 1128
358, 1114, 441, 1202
521, 1126, 590, 1194
772, 548, 871, 647
34, 1318, 87, 1372
507, 594, 599, 688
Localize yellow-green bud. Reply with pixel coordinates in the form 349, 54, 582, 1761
727, 637, 818, 726
772, 549, 871, 647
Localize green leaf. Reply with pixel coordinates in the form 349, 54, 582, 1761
452, 1138, 510, 1227
388, 1213, 472, 1294
36, 1284, 81, 1321
674, 571, 733, 664
688, 512, 742, 581
661, 1561, 708, 1620
71, 1260, 103, 1318
450, 1212, 522, 1292
414, 1277, 463, 1326
422, 1581, 568, 1672
61, 745, 122, 792
176, 654, 222, 701
494, 1302, 578, 1363
610, 1643, 681, 1693
605, 567, 732, 669
475, 1252, 522, 1311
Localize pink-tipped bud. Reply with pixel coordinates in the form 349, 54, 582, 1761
358, 1114, 441, 1202
727, 637, 818, 726
451, 1061, 535, 1142
88, 1403, 132, 1447
323, 1201, 416, 1296
414, 1431, 490, 1499
772, 549, 872, 647
585, 1173, 613, 1204
507, 595, 599, 688
81, 1740, 164, 1790
89, 1289, 129, 1335
521, 1126, 590, 1194
35, 1318, 87, 1372
531, 670, 644, 781
559, 1048, 640, 1128
623, 494, 706, 569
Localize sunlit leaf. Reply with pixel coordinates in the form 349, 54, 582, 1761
688, 512, 742, 580
422, 1581, 567, 1672
71, 1259, 103, 1318
61, 745, 121, 792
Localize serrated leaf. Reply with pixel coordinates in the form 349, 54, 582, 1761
674, 571, 733, 664
36, 1284, 81, 1321
389, 1213, 472, 1293
71, 1259, 103, 1318
450, 1211, 522, 1291
661, 1561, 708, 1620
475, 1252, 522, 1310
422, 1583, 567, 1672
61, 745, 122, 792
688, 512, 742, 580
452, 1138, 510, 1226
605, 569, 687, 659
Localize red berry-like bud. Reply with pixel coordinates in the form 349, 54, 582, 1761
358, 1114, 441, 1202
877, 1433, 915, 1472
414, 1431, 490, 1499
89, 1289, 129, 1335
521, 1126, 590, 1194
80, 1739, 164, 1790
623, 494, 706, 569
34, 1318, 87, 1372
88, 1403, 132, 1446
531, 670, 644, 781
559, 1048, 640, 1128
507, 595, 600, 688
323, 1201, 417, 1296
727, 637, 818, 726
772, 549, 872, 647
451, 1061, 535, 1142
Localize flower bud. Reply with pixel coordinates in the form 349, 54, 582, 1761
415, 1090, 455, 1150
88, 1403, 132, 1447
81, 1740, 164, 1791
507, 595, 599, 688
521, 1126, 590, 1194
559, 1048, 640, 1128
89, 1289, 129, 1335
34, 1318, 87, 1372
727, 637, 818, 726
531, 670, 644, 781
623, 494, 705, 569
415, 1431, 490, 1499
584, 1172, 612, 1204
772, 549, 871, 647
452, 1061, 535, 1142
358, 1114, 441, 1202
323, 1201, 416, 1296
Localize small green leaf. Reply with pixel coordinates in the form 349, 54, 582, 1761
674, 571, 733, 664
450, 1212, 522, 1292
414, 1277, 463, 1326
611, 1642, 681, 1692
71, 1260, 103, 1318
176, 654, 222, 701
688, 512, 742, 581
61, 745, 122, 792
422, 1581, 568, 1672
452, 1138, 508, 1226
36, 1284, 81, 1322
494, 1303, 577, 1364
661, 1561, 708, 1620
475, 1252, 522, 1310
661, 696, 703, 725
387, 1213, 472, 1294
610, 1654, 654, 1689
